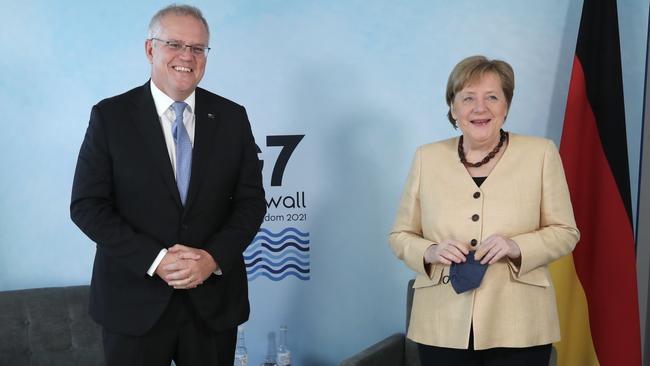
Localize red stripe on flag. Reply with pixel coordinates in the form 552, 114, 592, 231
560, 56, 641, 366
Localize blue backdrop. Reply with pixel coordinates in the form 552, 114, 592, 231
0, 1, 648, 364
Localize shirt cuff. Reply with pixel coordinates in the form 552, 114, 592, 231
147, 248, 168, 276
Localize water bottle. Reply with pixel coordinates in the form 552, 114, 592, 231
260, 356, 277, 366
261, 331, 278, 366
276, 325, 291, 366
234, 325, 248, 366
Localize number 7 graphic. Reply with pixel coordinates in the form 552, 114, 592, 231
256, 135, 305, 186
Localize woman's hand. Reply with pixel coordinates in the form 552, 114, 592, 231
424, 239, 469, 265
475, 234, 521, 265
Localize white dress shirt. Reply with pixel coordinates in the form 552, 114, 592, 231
146, 82, 195, 276
146, 82, 223, 277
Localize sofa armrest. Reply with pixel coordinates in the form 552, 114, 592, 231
340, 333, 405, 366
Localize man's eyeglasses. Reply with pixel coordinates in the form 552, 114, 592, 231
150, 38, 211, 57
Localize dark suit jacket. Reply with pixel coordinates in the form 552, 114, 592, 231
70, 81, 266, 336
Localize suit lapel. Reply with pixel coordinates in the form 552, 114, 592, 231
131, 82, 182, 207
185, 88, 220, 210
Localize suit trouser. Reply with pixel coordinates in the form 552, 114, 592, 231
102, 291, 237, 366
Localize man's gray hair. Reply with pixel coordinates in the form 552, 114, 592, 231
148, 4, 210, 41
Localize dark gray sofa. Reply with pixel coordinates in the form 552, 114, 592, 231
0, 285, 104, 366
340, 280, 421, 366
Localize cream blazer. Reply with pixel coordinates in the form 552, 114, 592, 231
389, 134, 579, 350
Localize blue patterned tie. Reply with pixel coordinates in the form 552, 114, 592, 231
171, 101, 191, 205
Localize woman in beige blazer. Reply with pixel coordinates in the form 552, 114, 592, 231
389, 56, 579, 366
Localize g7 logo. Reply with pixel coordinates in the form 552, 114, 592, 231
257, 135, 304, 187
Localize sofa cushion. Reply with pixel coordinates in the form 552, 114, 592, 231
0, 285, 103, 366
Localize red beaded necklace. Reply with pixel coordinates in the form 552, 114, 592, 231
458, 129, 508, 167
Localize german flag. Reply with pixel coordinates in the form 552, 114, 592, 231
549, 0, 641, 365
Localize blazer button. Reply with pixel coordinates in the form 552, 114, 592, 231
473, 192, 481, 199
470, 239, 478, 246
472, 214, 479, 222
181, 224, 188, 230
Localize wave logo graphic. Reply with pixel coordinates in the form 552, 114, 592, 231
244, 227, 310, 281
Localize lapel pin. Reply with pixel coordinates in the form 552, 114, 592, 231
207, 113, 216, 119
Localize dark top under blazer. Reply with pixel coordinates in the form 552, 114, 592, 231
70, 82, 266, 336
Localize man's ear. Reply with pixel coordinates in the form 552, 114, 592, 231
145, 39, 154, 64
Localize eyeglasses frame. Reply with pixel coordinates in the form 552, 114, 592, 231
150, 37, 211, 57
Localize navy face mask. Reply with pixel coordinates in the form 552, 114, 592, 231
449, 251, 488, 294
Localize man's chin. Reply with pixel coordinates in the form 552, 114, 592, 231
168, 84, 198, 99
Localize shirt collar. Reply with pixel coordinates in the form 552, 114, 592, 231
150, 80, 196, 117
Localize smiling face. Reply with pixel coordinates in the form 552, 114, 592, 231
451, 72, 509, 147
145, 13, 209, 101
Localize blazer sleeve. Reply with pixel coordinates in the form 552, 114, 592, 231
389, 147, 444, 281
202, 106, 266, 274
509, 139, 580, 277
70, 105, 163, 276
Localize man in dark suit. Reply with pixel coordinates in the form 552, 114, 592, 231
70, 4, 266, 365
